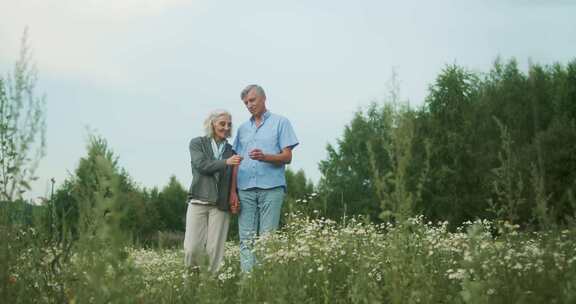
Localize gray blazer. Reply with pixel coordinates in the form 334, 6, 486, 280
187, 136, 234, 211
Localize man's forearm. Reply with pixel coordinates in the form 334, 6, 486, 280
262, 153, 291, 165
250, 147, 293, 165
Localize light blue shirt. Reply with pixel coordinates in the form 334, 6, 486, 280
233, 111, 299, 191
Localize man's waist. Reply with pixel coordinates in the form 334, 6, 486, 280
237, 180, 286, 190
242, 185, 285, 191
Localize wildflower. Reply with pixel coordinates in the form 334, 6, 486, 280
447, 269, 467, 280
463, 251, 473, 262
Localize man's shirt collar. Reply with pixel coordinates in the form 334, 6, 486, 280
250, 110, 271, 127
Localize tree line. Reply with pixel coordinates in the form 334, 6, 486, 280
317, 58, 576, 229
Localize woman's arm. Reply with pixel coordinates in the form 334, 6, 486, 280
189, 138, 227, 175
229, 165, 240, 214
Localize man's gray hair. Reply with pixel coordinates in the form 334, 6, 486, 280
240, 84, 266, 100
203, 109, 232, 138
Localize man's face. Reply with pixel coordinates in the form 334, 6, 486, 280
242, 88, 266, 116
212, 115, 232, 140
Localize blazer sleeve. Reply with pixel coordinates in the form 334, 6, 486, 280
189, 138, 227, 175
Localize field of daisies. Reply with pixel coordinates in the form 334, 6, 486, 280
2, 212, 575, 304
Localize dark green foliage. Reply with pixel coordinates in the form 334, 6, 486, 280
285, 168, 314, 200
422, 65, 488, 225
318, 105, 389, 222
50, 136, 190, 246
369, 104, 429, 223
319, 58, 576, 227
282, 167, 315, 217
155, 175, 187, 232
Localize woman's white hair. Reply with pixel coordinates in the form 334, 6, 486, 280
203, 109, 232, 138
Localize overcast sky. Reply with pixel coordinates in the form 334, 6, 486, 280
1, 0, 575, 200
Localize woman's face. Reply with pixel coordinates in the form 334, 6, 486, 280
212, 115, 232, 141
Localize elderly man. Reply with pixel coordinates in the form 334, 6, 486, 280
230, 84, 299, 272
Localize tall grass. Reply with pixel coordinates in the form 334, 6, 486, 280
3, 208, 575, 303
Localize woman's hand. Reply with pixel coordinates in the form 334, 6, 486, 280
229, 191, 240, 214
226, 155, 243, 166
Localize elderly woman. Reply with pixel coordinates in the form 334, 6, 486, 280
184, 109, 242, 273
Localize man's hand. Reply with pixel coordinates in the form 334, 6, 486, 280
226, 155, 243, 166
249, 148, 266, 161
229, 191, 240, 214
249, 147, 292, 165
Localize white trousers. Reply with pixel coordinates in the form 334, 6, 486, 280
183, 203, 230, 273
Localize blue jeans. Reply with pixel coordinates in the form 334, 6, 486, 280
238, 187, 285, 272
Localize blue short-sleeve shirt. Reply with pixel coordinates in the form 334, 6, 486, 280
232, 111, 299, 190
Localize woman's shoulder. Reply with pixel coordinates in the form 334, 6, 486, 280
189, 136, 208, 147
